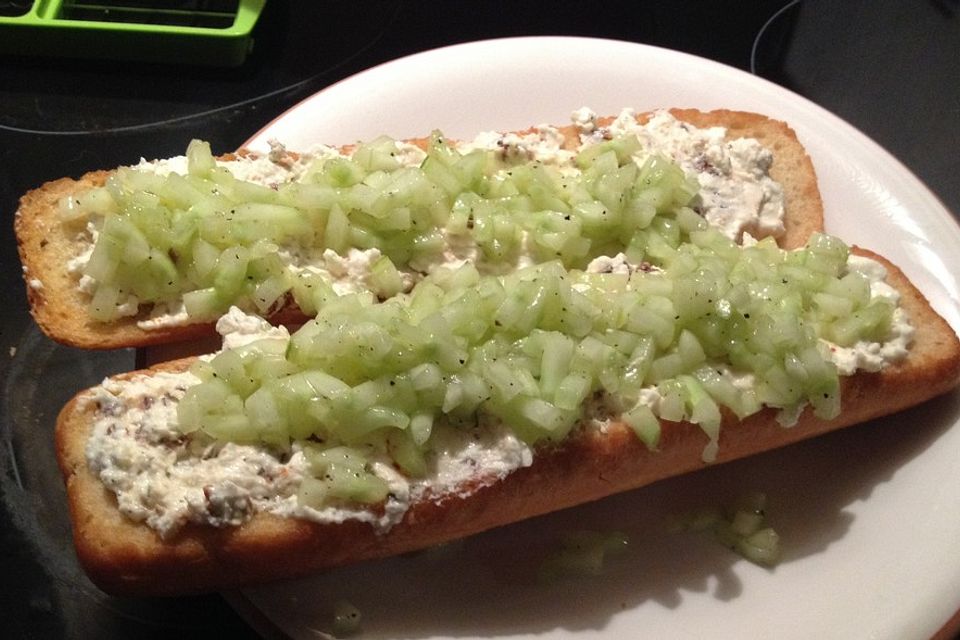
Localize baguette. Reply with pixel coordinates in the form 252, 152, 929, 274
55, 248, 960, 596
16, 109, 823, 350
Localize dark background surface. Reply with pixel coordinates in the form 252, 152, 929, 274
1, 1, 958, 637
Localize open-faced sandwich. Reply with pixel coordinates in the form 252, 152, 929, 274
16, 108, 959, 597
17, 108, 822, 349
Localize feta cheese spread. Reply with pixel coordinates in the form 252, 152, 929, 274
574, 108, 786, 242
458, 124, 575, 168
825, 255, 914, 375
84, 308, 534, 538
571, 106, 598, 134
133, 139, 339, 186
585, 252, 658, 276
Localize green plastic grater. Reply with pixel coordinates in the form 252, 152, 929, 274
0, 1, 266, 67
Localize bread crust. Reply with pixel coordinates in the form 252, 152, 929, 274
54, 249, 959, 596
17, 109, 822, 350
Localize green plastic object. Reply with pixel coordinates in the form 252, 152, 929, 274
0, 1, 266, 67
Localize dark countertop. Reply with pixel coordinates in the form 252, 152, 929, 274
1, 1, 958, 637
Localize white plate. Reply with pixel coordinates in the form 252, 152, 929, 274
239, 37, 960, 640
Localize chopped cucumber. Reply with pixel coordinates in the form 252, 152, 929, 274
173, 231, 898, 505
72, 134, 903, 509
75, 131, 703, 322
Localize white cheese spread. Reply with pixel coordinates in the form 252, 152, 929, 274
824, 255, 914, 375
133, 139, 338, 186
585, 252, 659, 276
575, 108, 786, 242
280, 247, 395, 296
137, 301, 191, 330
84, 308, 534, 538
458, 124, 575, 168
571, 106, 598, 134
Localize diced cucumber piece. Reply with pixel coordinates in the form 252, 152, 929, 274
186, 139, 216, 177
624, 403, 661, 449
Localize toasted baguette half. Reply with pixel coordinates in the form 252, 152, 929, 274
17, 109, 822, 350
55, 248, 958, 596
